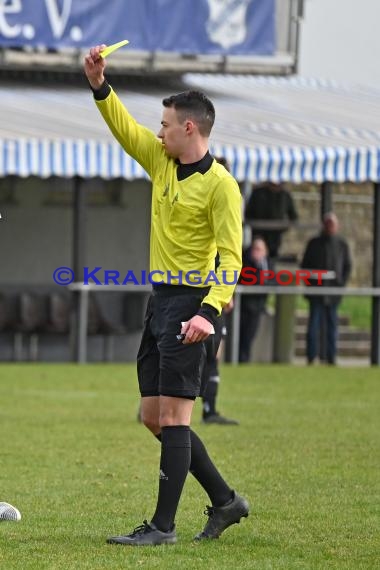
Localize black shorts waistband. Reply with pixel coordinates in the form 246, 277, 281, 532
152, 284, 210, 297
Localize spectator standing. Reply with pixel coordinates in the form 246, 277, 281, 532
301, 212, 352, 365
245, 183, 298, 260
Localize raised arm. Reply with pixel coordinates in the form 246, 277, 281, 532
84, 45, 164, 177
84, 44, 107, 90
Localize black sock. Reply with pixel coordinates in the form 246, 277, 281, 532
202, 375, 219, 417
155, 430, 232, 508
189, 429, 232, 507
151, 425, 191, 533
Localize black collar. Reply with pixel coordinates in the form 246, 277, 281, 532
176, 151, 213, 181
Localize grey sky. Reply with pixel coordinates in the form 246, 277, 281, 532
299, 0, 380, 88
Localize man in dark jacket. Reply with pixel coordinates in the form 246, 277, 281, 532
301, 213, 352, 365
245, 183, 298, 260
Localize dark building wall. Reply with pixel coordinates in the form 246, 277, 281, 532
0, 177, 151, 286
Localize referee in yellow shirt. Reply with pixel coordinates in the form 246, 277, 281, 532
84, 45, 249, 546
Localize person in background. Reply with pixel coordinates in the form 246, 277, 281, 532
201, 298, 238, 424
239, 237, 272, 363
244, 182, 298, 260
301, 212, 352, 365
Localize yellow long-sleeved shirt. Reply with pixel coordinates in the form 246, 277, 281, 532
95, 87, 242, 315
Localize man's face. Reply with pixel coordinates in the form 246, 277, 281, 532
158, 107, 188, 158
323, 217, 339, 236
251, 240, 267, 262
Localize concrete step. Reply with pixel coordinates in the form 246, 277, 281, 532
295, 312, 351, 327
295, 339, 370, 357
294, 327, 371, 342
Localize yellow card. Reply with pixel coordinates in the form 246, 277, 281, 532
100, 39, 129, 58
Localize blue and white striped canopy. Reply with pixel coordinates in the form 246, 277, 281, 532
1, 75, 380, 183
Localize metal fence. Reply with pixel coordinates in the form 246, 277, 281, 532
68, 283, 380, 364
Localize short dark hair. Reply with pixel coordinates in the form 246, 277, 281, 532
162, 90, 215, 136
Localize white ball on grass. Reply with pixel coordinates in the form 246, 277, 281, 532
0, 502, 22, 522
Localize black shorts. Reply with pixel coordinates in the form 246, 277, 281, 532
137, 286, 210, 399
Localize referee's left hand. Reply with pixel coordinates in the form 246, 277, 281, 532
181, 316, 213, 344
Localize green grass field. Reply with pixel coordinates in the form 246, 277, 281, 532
0, 364, 379, 569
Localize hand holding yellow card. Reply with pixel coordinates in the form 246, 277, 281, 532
100, 40, 129, 58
